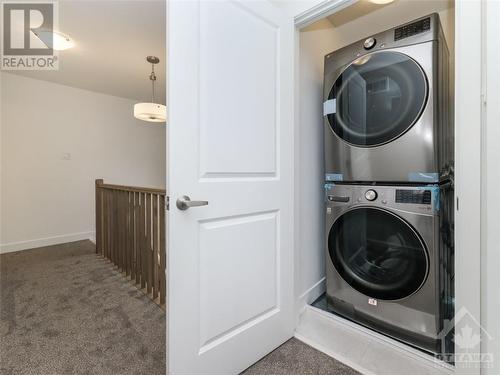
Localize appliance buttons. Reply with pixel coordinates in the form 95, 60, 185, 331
365, 189, 378, 201
363, 37, 376, 50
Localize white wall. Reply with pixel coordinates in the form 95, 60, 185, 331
0, 73, 166, 253
297, 19, 338, 305
297, 1, 455, 305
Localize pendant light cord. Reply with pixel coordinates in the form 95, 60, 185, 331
150, 63, 156, 103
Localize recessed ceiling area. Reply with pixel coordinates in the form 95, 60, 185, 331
10, 0, 166, 104
326, 0, 454, 52
299, 0, 455, 80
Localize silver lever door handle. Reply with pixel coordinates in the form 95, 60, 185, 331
176, 195, 208, 211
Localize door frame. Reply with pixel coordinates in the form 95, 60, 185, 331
482, 1, 500, 373
289, 1, 484, 374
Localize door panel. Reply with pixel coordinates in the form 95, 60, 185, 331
199, 211, 279, 352
199, 1, 278, 177
167, 1, 294, 374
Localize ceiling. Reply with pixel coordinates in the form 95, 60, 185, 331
327, 0, 453, 30
11, 0, 166, 103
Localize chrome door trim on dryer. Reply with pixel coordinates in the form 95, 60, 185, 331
325, 50, 429, 148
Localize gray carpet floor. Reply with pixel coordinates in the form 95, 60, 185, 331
243, 338, 360, 375
1, 240, 358, 375
0, 240, 165, 375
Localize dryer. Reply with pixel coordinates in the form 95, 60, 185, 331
323, 14, 452, 183
325, 183, 454, 353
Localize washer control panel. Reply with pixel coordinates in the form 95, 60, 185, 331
325, 184, 437, 213
364, 189, 378, 201
395, 189, 432, 205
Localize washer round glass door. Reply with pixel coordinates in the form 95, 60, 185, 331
328, 207, 428, 300
327, 51, 427, 147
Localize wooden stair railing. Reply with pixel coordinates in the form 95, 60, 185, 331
95, 179, 166, 307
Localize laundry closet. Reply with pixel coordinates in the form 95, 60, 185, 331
166, 0, 499, 374
294, 1, 455, 373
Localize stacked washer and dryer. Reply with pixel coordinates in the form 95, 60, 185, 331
323, 14, 454, 354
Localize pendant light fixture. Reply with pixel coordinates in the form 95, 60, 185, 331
134, 56, 166, 123
33, 30, 75, 50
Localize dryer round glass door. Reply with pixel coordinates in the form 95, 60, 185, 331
326, 51, 428, 147
328, 207, 428, 300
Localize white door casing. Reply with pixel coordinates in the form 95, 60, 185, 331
167, 1, 294, 374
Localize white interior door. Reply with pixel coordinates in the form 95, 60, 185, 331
167, 1, 294, 374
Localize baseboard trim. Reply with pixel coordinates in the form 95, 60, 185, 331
0, 232, 95, 254
295, 332, 377, 375
298, 277, 326, 306
294, 305, 454, 375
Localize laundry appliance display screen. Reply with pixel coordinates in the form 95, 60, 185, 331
395, 189, 432, 204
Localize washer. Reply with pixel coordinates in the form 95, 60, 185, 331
323, 14, 452, 183
325, 183, 454, 353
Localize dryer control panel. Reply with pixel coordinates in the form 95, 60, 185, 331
394, 17, 431, 41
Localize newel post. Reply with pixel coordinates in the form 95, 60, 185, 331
95, 179, 104, 254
